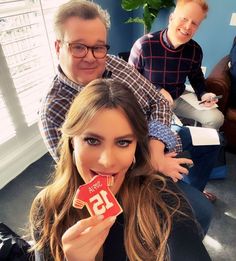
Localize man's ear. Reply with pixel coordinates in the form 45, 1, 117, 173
55, 40, 61, 57
169, 12, 174, 23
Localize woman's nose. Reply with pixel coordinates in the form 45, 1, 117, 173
98, 148, 115, 168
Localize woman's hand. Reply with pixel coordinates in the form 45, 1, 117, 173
62, 215, 116, 261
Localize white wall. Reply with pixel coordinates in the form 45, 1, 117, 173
0, 131, 47, 189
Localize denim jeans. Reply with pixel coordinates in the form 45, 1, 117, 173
177, 180, 213, 235
171, 126, 221, 235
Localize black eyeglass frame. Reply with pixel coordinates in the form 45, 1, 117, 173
63, 41, 110, 59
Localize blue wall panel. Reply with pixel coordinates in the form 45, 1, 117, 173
95, 0, 134, 55
96, 0, 236, 75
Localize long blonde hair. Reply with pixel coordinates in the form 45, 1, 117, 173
30, 79, 189, 260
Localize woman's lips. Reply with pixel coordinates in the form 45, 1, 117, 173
90, 170, 118, 178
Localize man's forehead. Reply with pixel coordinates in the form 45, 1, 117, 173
63, 17, 107, 42
65, 16, 106, 28
174, 3, 206, 16
173, 6, 205, 22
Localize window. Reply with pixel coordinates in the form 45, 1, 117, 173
0, 90, 16, 145
0, 3, 55, 126
0, 0, 67, 188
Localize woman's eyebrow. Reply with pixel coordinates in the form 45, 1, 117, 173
83, 132, 135, 140
83, 132, 104, 140
115, 134, 136, 140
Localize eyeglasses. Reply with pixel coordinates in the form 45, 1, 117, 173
64, 42, 110, 59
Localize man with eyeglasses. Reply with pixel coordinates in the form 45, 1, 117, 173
40, 0, 178, 164
63, 42, 110, 59
39, 0, 216, 235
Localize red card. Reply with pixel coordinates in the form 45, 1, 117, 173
73, 175, 123, 219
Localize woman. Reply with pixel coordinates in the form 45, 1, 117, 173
30, 79, 211, 260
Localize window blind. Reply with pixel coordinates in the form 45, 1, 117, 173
0, 90, 16, 144
0, 0, 69, 188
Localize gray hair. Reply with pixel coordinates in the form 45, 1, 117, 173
54, 0, 111, 40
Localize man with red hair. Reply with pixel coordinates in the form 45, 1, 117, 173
129, 0, 223, 201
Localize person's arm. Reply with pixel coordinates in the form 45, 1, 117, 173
149, 139, 192, 182
38, 71, 80, 162
128, 37, 145, 75
107, 55, 179, 152
107, 55, 195, 181
188, 43, 207, 100
38, 88, 73, 161
38, 114, 60, 162
188, 48, 218, 108
159, 88, 174, 106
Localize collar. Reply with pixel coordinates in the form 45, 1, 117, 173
162, 29, 175, 50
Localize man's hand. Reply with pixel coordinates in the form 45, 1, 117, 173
160, 88, 174, 106
149, 139, 193, 182
200, 92, 218, 108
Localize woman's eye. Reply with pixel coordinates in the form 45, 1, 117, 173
117, 140, 132, 147
84, 137, 100, 145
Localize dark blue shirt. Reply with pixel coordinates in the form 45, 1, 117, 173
129, 30, 206, 100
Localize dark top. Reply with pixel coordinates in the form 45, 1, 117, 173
103, 213, 211, 261
34, 180, 211, 261
129, 30, 206, 100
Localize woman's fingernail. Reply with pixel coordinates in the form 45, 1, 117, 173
108, 216, 116, 223
97, 215, 104, 220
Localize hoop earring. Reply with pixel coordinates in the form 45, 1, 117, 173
130, 156, 136, 169
72, 150, 76, 165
